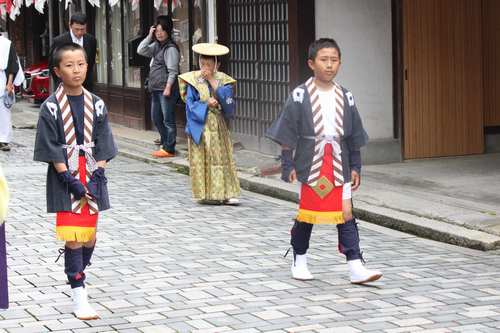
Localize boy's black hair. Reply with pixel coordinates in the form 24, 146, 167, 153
52, 42, 88, 69
200, 54, 221, 64
308, 38, 341, 61
155, 15, 173, 39
70, 12, 88, 25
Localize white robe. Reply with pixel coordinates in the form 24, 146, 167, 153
0, 36, 23, 143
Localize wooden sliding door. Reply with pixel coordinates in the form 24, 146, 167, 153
403, 0, 483, 159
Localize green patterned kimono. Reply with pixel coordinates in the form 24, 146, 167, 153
179, 71, 242, 200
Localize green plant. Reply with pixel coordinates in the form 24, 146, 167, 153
173, 166, 189, 175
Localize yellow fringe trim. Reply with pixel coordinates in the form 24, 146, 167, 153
56, 226, 96, 242
295, 209, 345, 225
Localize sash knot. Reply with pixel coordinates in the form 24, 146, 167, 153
302, 134, 342, 157
63, 142, 98, 173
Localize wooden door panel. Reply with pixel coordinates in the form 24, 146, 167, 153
483, 0, 500, 127
403, 0, 483, 159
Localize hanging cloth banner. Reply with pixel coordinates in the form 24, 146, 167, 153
9, 0, 21, 20
34, 0, 45, 14
87, 0, 100, 7
3, 0, 141, 20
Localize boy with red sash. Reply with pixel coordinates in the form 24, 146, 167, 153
34, 42, 117, 319
266, 38, 382, 284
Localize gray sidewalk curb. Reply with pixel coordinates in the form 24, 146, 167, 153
116, 141, 500, 252
353, 203, 500, 251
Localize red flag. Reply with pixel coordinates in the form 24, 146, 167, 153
5, 0, 12, 14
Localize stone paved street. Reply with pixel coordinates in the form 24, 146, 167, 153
2, 129, 500, 332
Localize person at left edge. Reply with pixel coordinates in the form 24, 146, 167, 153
0, 27, 23, 152
0, 164, 10, 309
49, 12, 97, 93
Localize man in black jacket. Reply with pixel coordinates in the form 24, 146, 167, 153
49, 12, 97, 92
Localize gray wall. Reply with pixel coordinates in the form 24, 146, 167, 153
315, 0, 400, 163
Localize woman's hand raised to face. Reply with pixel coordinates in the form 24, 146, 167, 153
148, 26, 155, 39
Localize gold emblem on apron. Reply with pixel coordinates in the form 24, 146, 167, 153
311, 175, 334, 199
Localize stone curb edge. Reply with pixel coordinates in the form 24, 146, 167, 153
117, 148, 500, 252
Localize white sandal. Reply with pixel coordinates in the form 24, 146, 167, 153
222, 198, 240, 205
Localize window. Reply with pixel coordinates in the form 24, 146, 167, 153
95, 0, 108, 84
94, 0, 143, 87
94, 0, 214, 88
125, 0, 142, 87
192, 0, 208, 69
109, 0, 123, 86
172, 0, 190, 73
171, 0, 209, 72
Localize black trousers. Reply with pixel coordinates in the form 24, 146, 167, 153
65, 244, 95, 289
290, 217, 363, 261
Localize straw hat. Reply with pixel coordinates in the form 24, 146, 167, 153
192, 43, 229, 56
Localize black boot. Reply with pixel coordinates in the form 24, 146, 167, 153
290, 219, 314, 255
336, 218, 364, 262
82, 243, 95, 271
64, 246, 85, 289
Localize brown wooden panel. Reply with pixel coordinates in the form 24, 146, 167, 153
497, 0, 500, 126
483, 0, 500, 127
124, 116, 144, 129
403, 0, 483, 159
403, 0, 408, 156
426, 0, 436, 157
472, 1, 484, 151
123, 97, 143, 118
440, 0, 451, 156
482, 0, 494, 126
108, 113, 124, 125
108, 94, 125, 126
431, 0, 441, 156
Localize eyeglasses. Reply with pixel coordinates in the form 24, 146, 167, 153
155, 29, 166, 34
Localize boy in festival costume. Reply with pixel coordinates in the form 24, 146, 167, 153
178, 43, 241, 205
266, 38, 382, 284
34, 42, 118, 319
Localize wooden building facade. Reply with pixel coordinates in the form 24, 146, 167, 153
4, 0, 500, 163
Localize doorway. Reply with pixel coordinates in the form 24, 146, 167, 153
403, 0, 484, 159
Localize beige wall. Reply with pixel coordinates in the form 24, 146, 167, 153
315, 0, 394, 143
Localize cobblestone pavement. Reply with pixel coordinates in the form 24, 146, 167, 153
2, 129, 500, 333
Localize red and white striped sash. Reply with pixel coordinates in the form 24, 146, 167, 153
305, 78, 344, 187
55, 84, 99, 214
